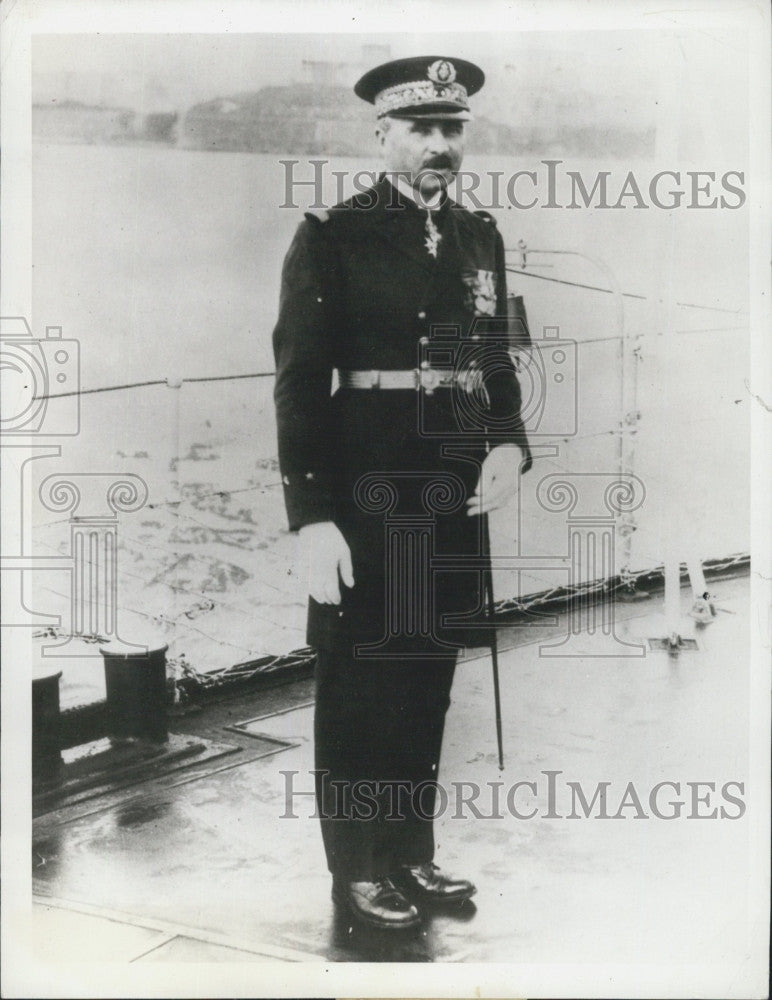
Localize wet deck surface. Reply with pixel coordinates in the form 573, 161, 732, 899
33, 575, 753, 965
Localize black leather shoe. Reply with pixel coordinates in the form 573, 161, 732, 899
332, 877, 421, 930
393, 862, 476, 904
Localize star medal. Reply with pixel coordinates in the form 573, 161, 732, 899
424, 211, 441, 258
462, 269, 497, 315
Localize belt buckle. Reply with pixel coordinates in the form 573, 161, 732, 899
419, 366, 440, 394
368, 370, 380, 389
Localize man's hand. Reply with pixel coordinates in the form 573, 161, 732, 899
466, 444, 523, 516
298, 521, 355, 604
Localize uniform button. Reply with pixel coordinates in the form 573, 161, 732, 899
417, 310, 426, 319
305, 471, 314, 480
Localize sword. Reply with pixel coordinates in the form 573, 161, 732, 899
482, 511, 504, 770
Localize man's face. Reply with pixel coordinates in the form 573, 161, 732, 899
377, 116, 466, 200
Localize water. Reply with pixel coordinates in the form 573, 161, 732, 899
32, 144, 748, 387
28, 142, 750, 692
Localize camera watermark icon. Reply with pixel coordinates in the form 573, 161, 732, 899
0, 317, 80, 436
0, 317, 147, 655
416, 318, 577, 441
516, 325, 578, 438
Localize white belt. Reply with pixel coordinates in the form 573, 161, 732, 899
338, 367, 479, 395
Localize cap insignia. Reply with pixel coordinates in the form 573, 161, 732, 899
427, 59, 456, 85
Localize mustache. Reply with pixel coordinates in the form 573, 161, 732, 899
422, 156, 455, 171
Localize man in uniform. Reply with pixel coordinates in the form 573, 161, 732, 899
273, 55, 532, 930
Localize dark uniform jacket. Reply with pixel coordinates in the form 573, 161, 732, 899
273, 175, 532, 652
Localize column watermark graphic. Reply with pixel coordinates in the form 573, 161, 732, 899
534, 473, 646, 656
353, 471, 468, 659
37, 473, 149, 655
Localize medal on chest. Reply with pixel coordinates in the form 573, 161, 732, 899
462, 268, 497, 315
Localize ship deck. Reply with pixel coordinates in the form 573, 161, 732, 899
31, 571, 758, 979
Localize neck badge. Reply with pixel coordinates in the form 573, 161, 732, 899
424, 211, 442, 258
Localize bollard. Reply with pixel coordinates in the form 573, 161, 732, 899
99, 643, 169, 743
32, 667, 63, 782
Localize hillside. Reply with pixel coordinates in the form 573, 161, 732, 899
181, 83, 654, 157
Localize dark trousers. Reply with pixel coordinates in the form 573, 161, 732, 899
314, 644, 458, 881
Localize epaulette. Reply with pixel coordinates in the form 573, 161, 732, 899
473, 209, 497, 225
304, 208, 330, 224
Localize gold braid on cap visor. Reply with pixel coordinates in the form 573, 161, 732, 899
374, 79, 469, 116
